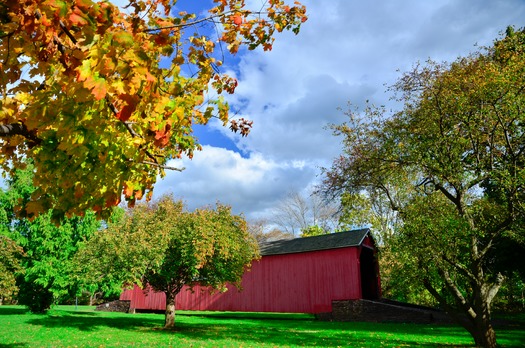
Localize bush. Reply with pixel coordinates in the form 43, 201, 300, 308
17, 280, 54, 313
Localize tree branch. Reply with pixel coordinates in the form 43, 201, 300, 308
423, 277, 476, 336
0, 123, 25, 137
142, 161, 184, 171
0, 123, 41, 145
477, 216, 512, 261
105, 98, 183, 171
143, 13, 225, 33
486, 273, 504, 306
377, 183, 400, 212
142, 10, 275, 33
439, 267, 477, 319
441, 255, 477, 283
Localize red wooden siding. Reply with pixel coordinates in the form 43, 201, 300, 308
120, 246, 365, 313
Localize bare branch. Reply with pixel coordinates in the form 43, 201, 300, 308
142, 161, 184, 171
143, 14, 224, 33
142, 10, 270, 33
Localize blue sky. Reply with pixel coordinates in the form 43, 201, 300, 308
149, 0, 525, 222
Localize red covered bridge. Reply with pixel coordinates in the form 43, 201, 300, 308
120, 228, 380, 314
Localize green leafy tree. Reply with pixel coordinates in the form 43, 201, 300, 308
0, 235, 24, 304
72, 204, 168, 301
0, 0, 307, 220
145, 198, 259, 329
14, 210, 100, 312
75, 196, 259, 328
2, 165, 100, 312
322, 27, 525, 348
300, 225, 327, 237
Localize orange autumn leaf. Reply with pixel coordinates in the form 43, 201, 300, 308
117, 94, 139, 122
69, 12, 87, 26
123, 183, 134, 197
231, 14, 242, 25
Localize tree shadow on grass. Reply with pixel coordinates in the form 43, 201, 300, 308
0, 307, 29, 315
23, 310, 525, 347
27, 312, 162, 332
173, 312, 522, 347
175, 310, 314, 321
64, 310, 99, 316
23, 311, 474, 347
11, 307, 524, 347
163, 319, 474, 347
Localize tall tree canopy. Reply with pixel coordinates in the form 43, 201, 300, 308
0, 0, 307, 219
322, 27, 525, 348
74, 195, 258, 329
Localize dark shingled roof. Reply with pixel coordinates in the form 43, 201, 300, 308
259, 228, 370, 256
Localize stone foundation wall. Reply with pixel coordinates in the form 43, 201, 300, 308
318, 299, 451, 324
95, 300, 131, 313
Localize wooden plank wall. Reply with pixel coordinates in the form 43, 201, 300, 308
120, 246, 362, 313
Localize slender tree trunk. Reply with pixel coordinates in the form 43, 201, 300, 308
164, 291, 176, 329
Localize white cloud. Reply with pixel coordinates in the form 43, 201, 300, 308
154, 146, 316, 220
155, 0, 525, 222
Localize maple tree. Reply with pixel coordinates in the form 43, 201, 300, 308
0, 0, 307, 219
74, 195, 258, 329
143, 197, 258, 329
322, 27, 525, 348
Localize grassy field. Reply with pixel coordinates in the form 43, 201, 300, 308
1, 305, 524, 347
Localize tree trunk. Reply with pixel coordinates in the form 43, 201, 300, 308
470, 318, 497, 348
458, 306, 497, 348
424, 276, 499, 348
443, 303, 498, 348
467, 298, 498, 348
164, 291, 176, 329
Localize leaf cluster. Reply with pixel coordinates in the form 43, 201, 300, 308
0, 0, 307, 220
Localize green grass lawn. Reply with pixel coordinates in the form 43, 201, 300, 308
1, 305, 524, 347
